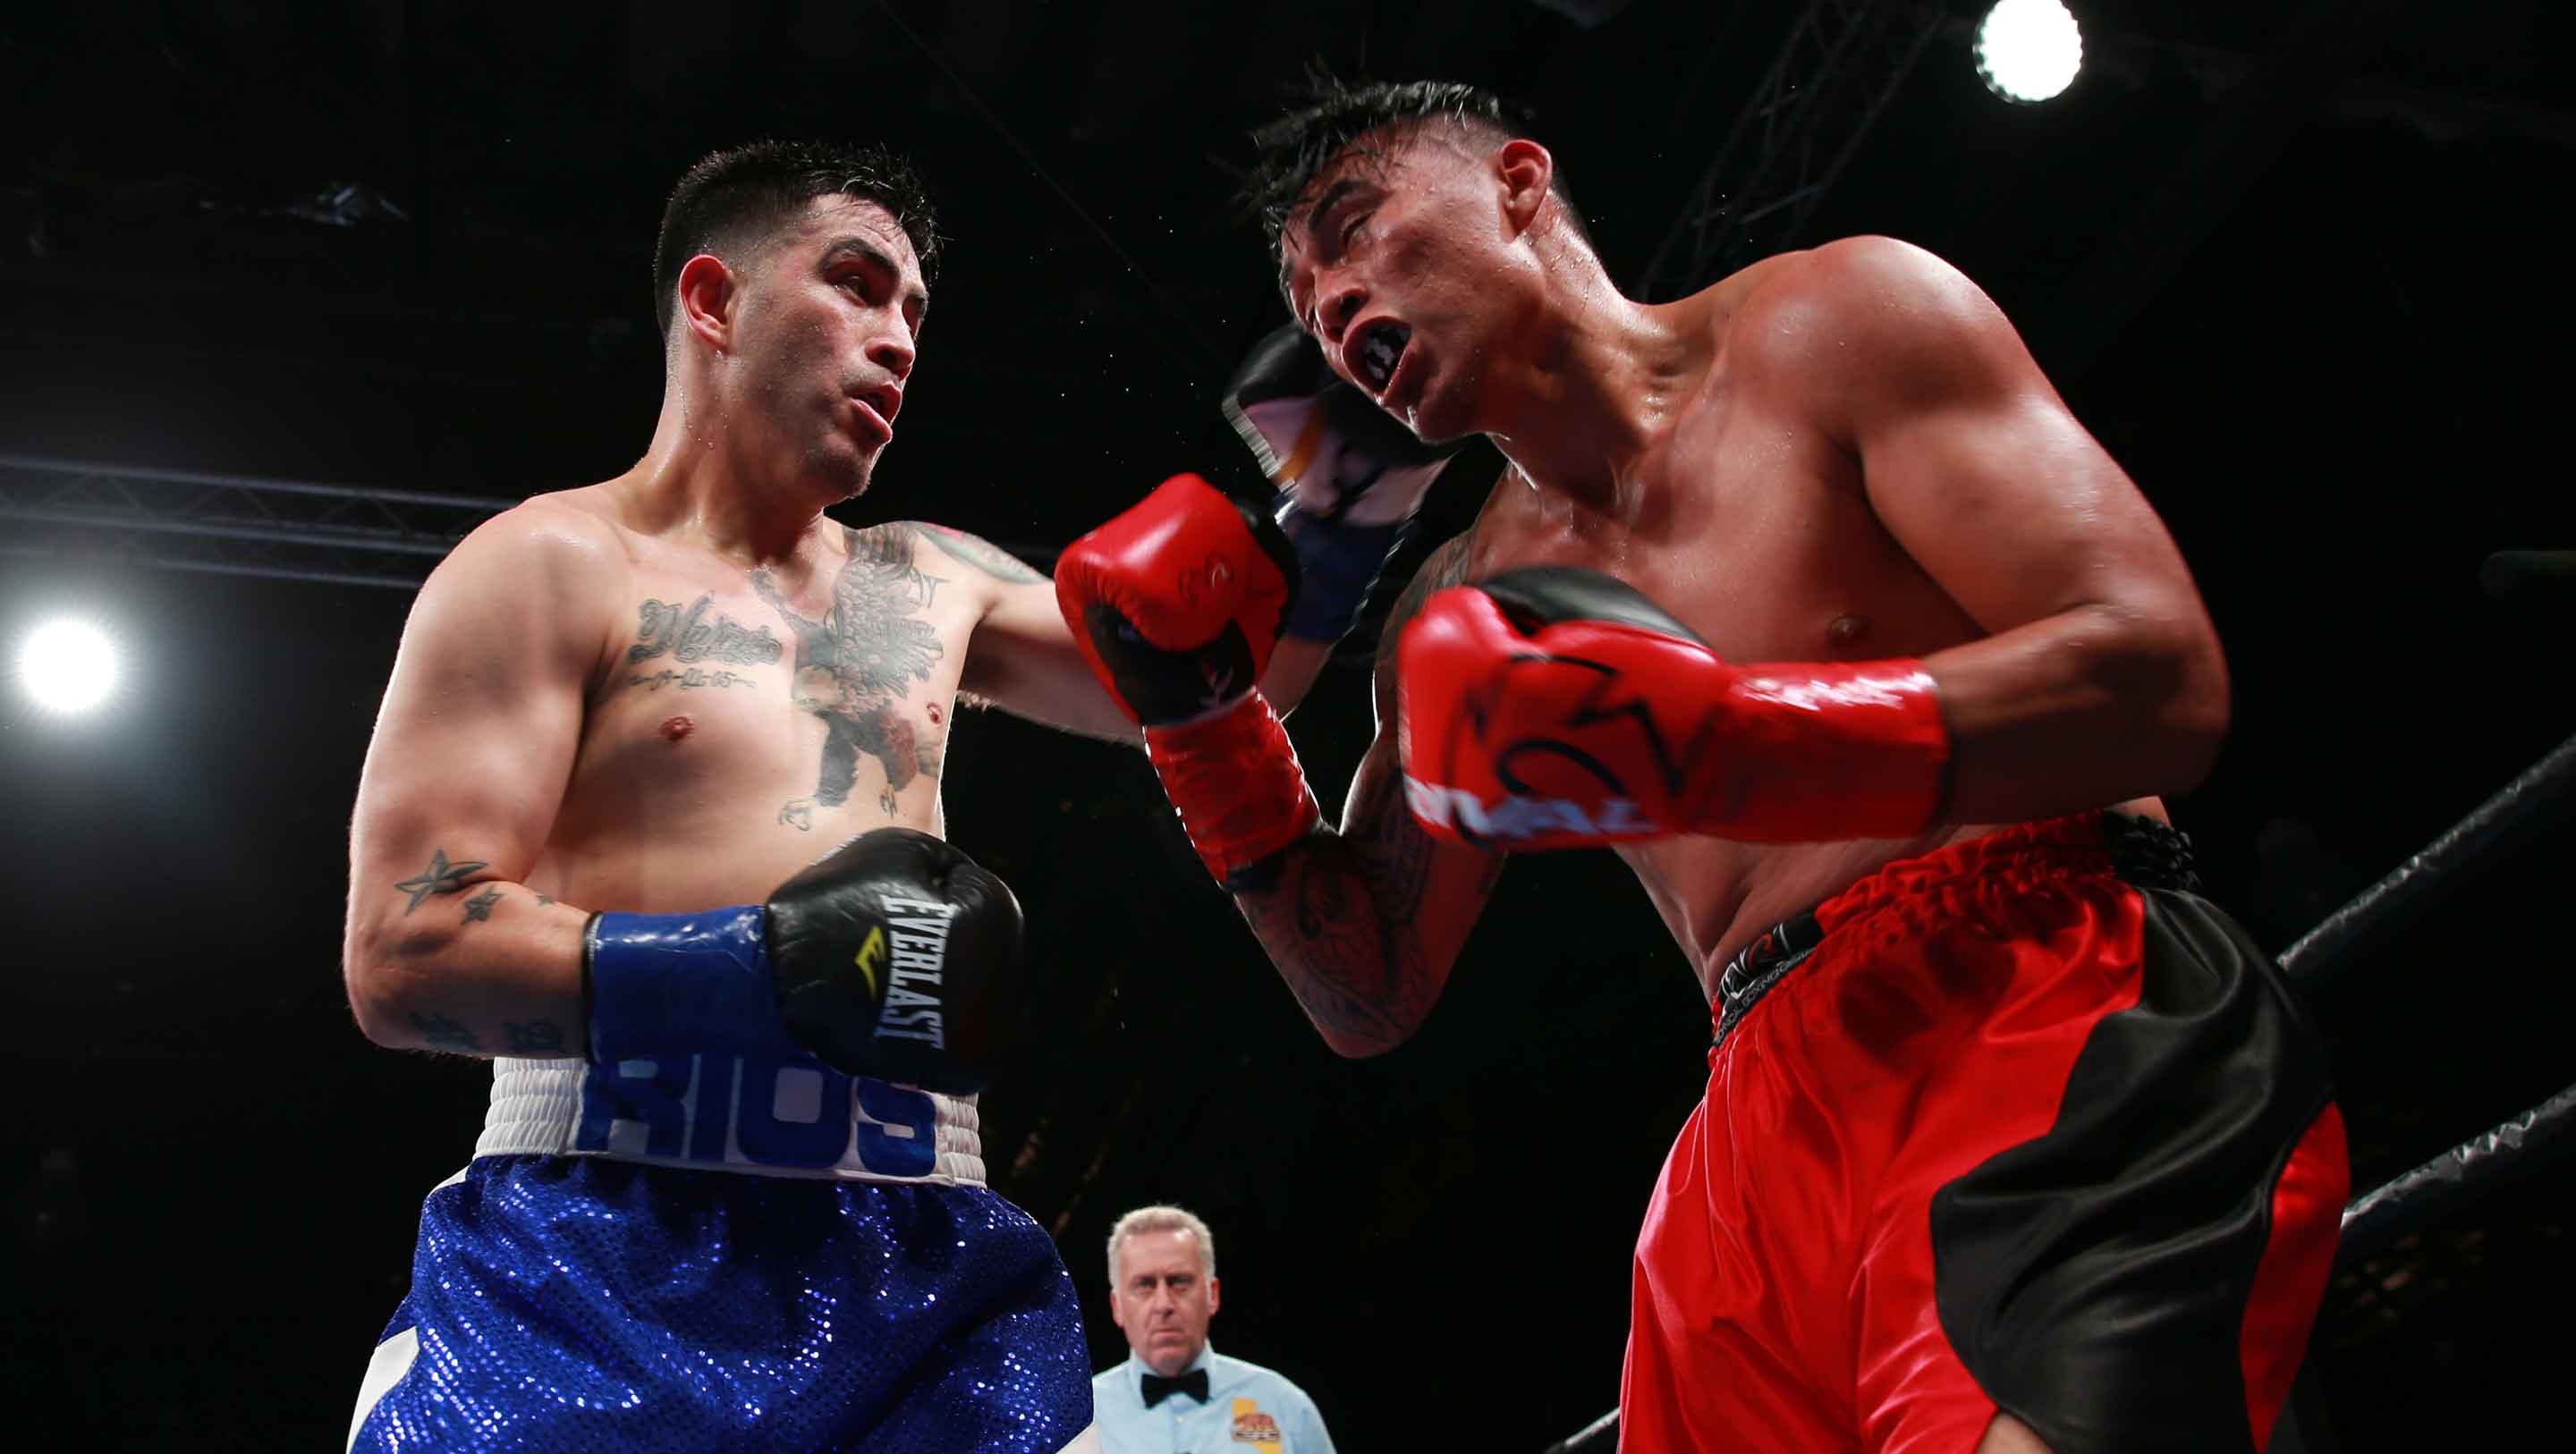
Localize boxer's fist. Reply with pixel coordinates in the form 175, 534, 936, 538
1224, 325, 1456, 642
1396, 568, 1950, 849
767, 828, 1028, 1093
1054, 473, 1299, 727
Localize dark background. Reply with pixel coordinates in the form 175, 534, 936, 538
3, 1, 2571, 1448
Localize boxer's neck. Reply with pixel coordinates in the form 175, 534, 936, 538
1483, 281, 1708, 520
621, 368, 834, 566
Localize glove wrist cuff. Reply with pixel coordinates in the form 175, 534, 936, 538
1145, 694, 1323, 887
585, 906, 805, 1065
1703, 660, 1953, 841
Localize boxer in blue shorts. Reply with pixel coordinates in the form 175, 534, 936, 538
338, 139, 1327, 1451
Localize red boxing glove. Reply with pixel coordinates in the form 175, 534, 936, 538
1055, 474, 1296, 726
1055, 474, 1320, 885
1396, 567, 1952, 850
1142, 693, 1321, 888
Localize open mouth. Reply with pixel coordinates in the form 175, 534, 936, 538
1350, 320, 1411, 396
852, 386, 901, 438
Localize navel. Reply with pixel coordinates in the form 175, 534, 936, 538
659, 715, 694, 742
1826, 614, 1870, 649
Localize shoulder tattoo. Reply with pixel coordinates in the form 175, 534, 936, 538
908, 522, 1047, 585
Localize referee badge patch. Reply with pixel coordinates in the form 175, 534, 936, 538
1230, 1403, 1283, 1445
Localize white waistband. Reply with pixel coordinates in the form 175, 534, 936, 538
475, 1056, 984, 1187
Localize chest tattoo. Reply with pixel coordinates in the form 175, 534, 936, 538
629, 595, 785, 666
751, 525, 948, 824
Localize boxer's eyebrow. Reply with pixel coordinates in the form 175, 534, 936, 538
1298, 179, 1367, 254
821, 237, 929, 325
1280, 177, 1369, 323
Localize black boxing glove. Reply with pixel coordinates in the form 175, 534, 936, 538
1224, 324, 1458, 644
585, 827, 1030, 1094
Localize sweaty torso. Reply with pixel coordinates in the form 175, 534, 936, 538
1454, 265, 2157, 1002
530, 491, 975, 914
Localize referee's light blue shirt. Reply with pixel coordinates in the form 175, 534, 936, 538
1091, 1343, 1336, 1454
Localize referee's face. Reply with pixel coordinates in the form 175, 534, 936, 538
1111, 1230, 1222, 1378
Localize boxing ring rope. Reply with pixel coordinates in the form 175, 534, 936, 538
2338, 1077, 2576, 1263
2277, 731, 2576, 992
1543, 731, 2576, 1454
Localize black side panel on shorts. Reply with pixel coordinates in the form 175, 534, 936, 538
1928, 889, 2337, 1454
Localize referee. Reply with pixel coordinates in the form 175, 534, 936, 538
1091, 1205, 1336, 1453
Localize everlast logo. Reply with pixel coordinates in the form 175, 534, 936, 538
872, 898, 957, 1047
851, 926, 888, 997
1403, 775, 1657, 841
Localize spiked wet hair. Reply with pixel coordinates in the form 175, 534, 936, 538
652, 139, 944, 340
1240, 73, 1589, 249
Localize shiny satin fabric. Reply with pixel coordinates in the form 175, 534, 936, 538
349, 1156, 1093, 1452
1623, 813, 2345, 1454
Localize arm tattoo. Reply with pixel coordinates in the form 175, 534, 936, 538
504, 1020, 566, 1053
410, 1012, 480, 1052
1237, 775, 1450, 1052
752, 526, 948, 822
910, 522, 1047, 584
461, 887, 503, 924
393, 849, 487, 915
1236, 536, 1502, 1052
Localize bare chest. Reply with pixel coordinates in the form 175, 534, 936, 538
1468, 391, 1987, 985
1471, 401, 1975, 664
543, 531, 976, 908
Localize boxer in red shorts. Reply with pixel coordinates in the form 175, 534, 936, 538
1054, 78, 2345, 1453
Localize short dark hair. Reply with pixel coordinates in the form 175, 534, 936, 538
1241, 75, 1587, 249
652, 139, 945, 338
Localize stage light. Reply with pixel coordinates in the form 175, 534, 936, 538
17, 617, 120, 714
1975, 0, 2084, 105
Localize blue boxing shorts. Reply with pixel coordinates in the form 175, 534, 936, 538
346, 1055, 1098, 1452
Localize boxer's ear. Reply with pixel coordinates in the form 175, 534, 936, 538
675, 253, 739, 357
1496, 139, 1554, 237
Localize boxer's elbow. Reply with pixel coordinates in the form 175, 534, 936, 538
344, 968, 420, 1050
2095, 605, 2231, 794
1317, 1022, 1413, 1060
343, 914, 452, 1048
1301, 994, 1431, 1060
344, 967, 410, 1049
2162, 659, 2230, 793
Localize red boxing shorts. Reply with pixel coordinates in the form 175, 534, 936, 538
1622, 813, 2346, 1454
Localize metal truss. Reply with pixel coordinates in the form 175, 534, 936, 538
0, 452, 511, 591
1636, 0, 1945, 301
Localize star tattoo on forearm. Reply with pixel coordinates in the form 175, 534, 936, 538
394, 849, 487, 914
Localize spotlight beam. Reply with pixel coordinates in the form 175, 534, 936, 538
1975, 0, 2083, 106
17, 618, 119, 714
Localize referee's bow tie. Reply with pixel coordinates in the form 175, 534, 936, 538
1141, 1368, 1208, 1408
